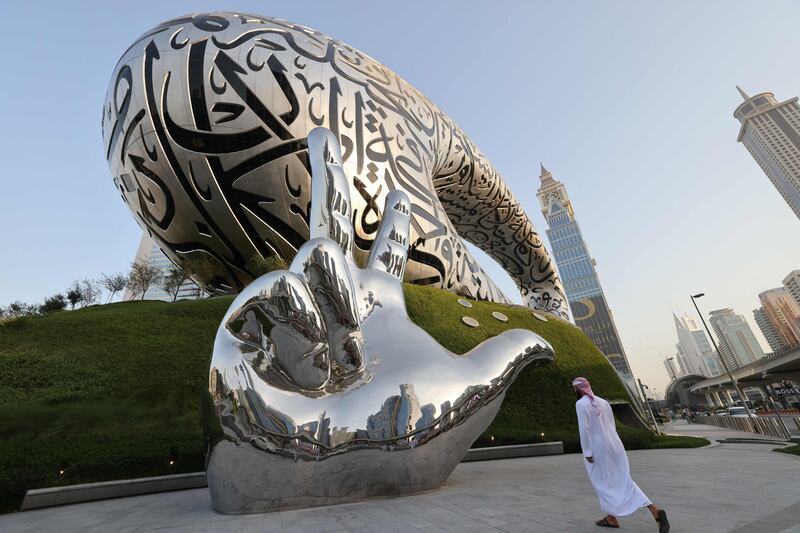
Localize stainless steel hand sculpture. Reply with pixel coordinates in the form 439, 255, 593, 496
206, 128, 555, 514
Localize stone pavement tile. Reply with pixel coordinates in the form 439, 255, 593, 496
492, 513, 533, 525
499, 522, 543, 533
472, 506, 505, 517
410, 520, 465, 533
404, 504, 472, 525
728, 499, 800, 533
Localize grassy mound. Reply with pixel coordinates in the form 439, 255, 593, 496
403, 285, 678, 451
0, 299, 229, 514
0, 284, 702, 513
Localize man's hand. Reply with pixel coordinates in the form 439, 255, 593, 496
586, 456, 595, 463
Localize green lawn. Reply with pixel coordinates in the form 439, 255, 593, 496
649, 434, 710, 449
775, 444, 800, 456
0, 284, 705, 513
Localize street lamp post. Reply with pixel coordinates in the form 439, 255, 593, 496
637, 379, 662, 435
666, 357, 677, 381
690, 293, 759, 432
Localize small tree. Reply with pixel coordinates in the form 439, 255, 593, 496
192, 256, 218, 298
128, 261, 162, 300
246, 254, 288, 278
160, 264, 190, 302
100, 273, 128, 303
6, 301, 34, 317
66, 283, 83, 310
39, 294, 67, 314
78, 278, 101, 308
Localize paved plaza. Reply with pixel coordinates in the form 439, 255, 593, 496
2, 422, 799, 532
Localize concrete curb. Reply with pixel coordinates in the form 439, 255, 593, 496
20, 442, 563, 511
20, 472, 207, 511
716, 438, 789, 445
461, 441, 564, 462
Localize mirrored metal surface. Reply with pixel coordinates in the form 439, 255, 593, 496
206, 128, 555, 513
103, 11, 570, 320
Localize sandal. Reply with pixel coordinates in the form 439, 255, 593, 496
596, 517, 620, 528
656, 509, 670, 533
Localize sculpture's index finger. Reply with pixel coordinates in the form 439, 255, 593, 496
367, 190, 412, 280
308, 127, 353, 257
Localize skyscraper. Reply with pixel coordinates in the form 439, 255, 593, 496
782, 270, 800, 307
123, 233, 199, 301
734, 86, 800, 220
673, 313, 722, 377
536, 164, 634, 385
754, 306, 787, 354
756, 288, 800, 352
708, 308, 765, 369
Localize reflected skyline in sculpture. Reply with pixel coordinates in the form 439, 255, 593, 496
102, 11, 570, 320
205, 128, 554, 513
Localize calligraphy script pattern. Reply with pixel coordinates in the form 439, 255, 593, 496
102, 12, 569, 318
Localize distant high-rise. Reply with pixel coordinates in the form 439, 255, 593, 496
671, 349, 690, 377
536, 164, 634, 385
673, 313, 721, 377
123, 233, 199, 301
708, 308, 765, 369
754, 306, 787, 354
734, 86, 800, 220
782, 270, 800, 307
757, 288, 800, 352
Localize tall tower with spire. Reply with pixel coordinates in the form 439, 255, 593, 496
672, 312, 721, 378
536, 165, 635, 386
734, 86, 800, 220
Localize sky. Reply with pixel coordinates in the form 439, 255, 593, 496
1, 1, 799, 393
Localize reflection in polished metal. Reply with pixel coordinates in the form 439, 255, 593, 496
458, 299, 473, 309
461, 316, 481, 328
492, 312, 509, 323
103, 12, 570, 320
207, 128, 554, 513
534, 313, 549, 322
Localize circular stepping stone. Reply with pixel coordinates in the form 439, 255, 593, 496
492, 311, 508, 322
533, 312, 549, 322
457, 298, 473, 308
461, 316, 480, 328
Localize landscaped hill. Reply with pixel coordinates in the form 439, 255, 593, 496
0, 284, 703, 513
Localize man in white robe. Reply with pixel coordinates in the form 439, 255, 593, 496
573, 377, 670, 532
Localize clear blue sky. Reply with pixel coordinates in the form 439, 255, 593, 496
1, 1, 799, 392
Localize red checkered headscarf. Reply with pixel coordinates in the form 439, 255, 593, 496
572, 377, 599, 414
